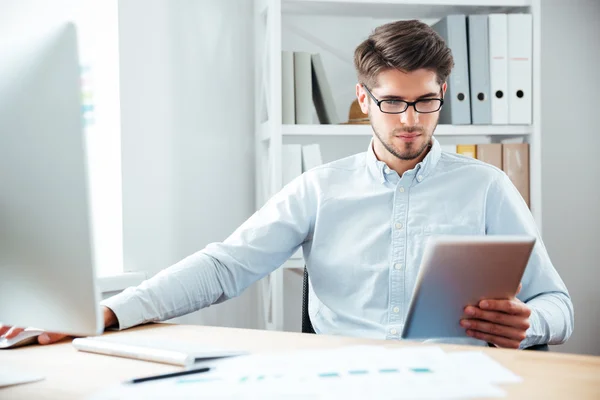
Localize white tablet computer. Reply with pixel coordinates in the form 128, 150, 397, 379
401, 235, 536, 340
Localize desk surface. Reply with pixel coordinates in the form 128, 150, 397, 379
3, 323, 600, 399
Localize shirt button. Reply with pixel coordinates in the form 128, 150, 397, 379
393, 307, 400, 313
390, 328, 397, 335
394, 263, 402, 270
384, 167, 391, 174
399, 187, 405, 193
395, 223, 403, 230
417, 175, 423, 182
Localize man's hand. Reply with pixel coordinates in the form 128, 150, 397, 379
0, 325, 67, 345
0, 306, 117, 346
460, 285, 531, 349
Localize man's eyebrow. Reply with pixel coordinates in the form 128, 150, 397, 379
378, 92, 440, 101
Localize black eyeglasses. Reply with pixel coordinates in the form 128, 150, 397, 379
362, 85, 444, 114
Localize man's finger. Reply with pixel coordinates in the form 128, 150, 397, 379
466, 329, 521, 349
4, 327, 25, 339
0, 325, 12, 336
463, 306, 530, 331
516, 283, 522, 295
461, 319, 527, 342
478, 299, 531, 316
38, 333, 67, 345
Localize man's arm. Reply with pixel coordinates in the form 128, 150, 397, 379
101, 174, 317, 330
0, 306, 119, 345
478, 172, 574, 348
103, 306, 118, 329
0, 178, 315, 345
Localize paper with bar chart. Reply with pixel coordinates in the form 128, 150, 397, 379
88, 346, 520, 399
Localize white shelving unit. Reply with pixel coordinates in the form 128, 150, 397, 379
254, 0, 541, 331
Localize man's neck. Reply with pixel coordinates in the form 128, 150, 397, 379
372, 141, 431, 177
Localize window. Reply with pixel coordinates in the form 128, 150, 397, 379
75, 1, 123, 277
2, 0, 124, 276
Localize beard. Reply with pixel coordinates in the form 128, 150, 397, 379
371, 120, 436, 161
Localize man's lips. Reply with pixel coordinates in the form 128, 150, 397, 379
395, 133, 421, 138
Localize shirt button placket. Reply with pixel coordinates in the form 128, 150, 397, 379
389, 182, 407, 336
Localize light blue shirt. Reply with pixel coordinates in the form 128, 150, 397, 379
103, 138, 573, 348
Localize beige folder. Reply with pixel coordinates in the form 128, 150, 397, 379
502, 143, 530, 207
477, 144, 503, 169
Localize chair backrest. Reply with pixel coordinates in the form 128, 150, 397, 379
302, 266, 316, 334
301, 266, 549, 350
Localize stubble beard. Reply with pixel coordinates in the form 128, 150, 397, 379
372, 123, 435, 161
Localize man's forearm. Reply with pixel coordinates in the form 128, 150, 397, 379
522, 292, 574, 348
99, 251, 230, 330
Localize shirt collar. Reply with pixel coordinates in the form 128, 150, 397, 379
366, 136, 442, 184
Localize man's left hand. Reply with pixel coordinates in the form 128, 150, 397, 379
460, 286, 531, 349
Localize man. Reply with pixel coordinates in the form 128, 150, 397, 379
1, 20, 573, 349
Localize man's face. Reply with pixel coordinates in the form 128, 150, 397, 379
357, 69, 446, 161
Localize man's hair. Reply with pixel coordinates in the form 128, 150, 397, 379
354, 20, 454, 88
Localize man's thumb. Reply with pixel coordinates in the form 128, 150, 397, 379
38, 333, 51, 344
38, 333, 65, 345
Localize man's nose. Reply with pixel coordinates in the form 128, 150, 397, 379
399, 106, 419, 125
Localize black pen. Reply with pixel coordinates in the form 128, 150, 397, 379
126, 366, 211, 384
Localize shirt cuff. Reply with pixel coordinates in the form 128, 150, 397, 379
100, 287, 148, 331
519, 305, 543, 349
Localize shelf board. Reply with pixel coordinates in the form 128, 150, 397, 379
281, 124, 532, 136
282, 258, 305, 269
283, 0, 531, 19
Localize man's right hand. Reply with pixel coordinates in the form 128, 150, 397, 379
0, 306, 117, 345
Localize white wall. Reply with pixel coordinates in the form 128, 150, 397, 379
118, 0, 261, 329
540, 0, 600, 356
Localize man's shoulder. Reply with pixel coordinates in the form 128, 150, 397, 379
437, 151, 505, 180
305, 152, 367, 177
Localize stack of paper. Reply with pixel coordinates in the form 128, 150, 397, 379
88, 346, 521, 399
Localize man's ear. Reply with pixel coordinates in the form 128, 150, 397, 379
441, 82, 448, 96
356, 83, 370, 115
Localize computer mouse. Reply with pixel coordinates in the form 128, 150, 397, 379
0, 328, 44, 349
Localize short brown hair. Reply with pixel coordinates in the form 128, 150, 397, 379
354, 20, 454, 88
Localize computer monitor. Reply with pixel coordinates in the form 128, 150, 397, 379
0, 22, 103, 337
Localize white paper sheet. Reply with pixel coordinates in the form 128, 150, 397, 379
447, 351, 523, 384
0, 368, 45, 388
88, 346, 518, 400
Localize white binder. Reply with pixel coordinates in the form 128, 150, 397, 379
281, 51, 295, 124
283, 143, 303, 260
507, 14, 533, 125
432, 15, 471, 125
282, 144, 302, 186
488, 14, 508, 124
311, 53, 339, 124
301, 143, 323, 172
293, 52, 313, 124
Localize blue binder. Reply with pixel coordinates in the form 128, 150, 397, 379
468, 15, 492, 124
432, 15, 472, 125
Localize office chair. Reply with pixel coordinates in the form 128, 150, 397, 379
301, 266, 548, 351
302, 267, 316, 334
